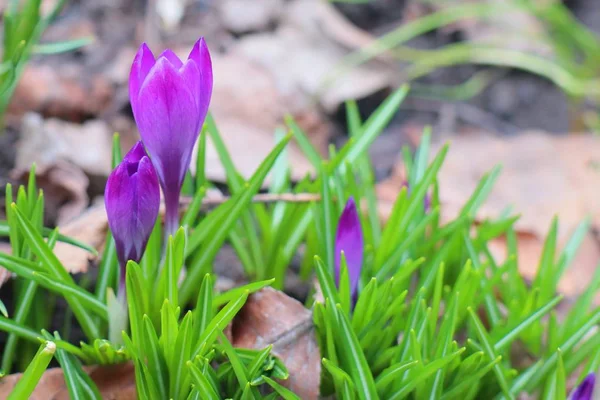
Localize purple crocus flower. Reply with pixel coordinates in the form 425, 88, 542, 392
129, 38, 213, 236
571, 373, 595, 400
105, 141, 160, 285
334, 197, 364, 297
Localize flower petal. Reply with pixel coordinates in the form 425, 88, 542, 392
179, 60, 201, 111
334, 197, 364, 296
134, 156, 161, 244
123, 141, 147, 163
158, 49, 184, 69
129, 43, 156, 118
135, 57, 199, 198
187, 37, 213, 119
571, 373, 595, 400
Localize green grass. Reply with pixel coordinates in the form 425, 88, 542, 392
0, 86, 597, 399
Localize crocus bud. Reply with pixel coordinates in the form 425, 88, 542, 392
334, 197, 364, 297
129, 38, 213, 235
571, 373, 595, 400
105, 141, 160, 270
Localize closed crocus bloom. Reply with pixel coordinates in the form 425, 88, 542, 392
571, 373, 595, 400
105, 141, 160, 272
129, 38, 213, 235
334, 197, 364, 297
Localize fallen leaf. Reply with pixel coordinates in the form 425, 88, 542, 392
198, 52, 321, 182
12, 160, 89, 226
377, 132, 600, 297
14, 113, 113, 179
236, 0, 396, 113
0, 362, 136, 399
218, 0, 284, 34
179, 0, 395, 182
230, 287, 321, 399
8, 64, 113, 122
53, 202, 108, 274
12, 113, 113, 225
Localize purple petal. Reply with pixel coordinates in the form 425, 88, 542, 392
158, 49, 184, 69
187, 37, 213, 120
179, 60, 201, 112
135, 57, 200, 199
105, 141, 160, 267
335, 197, 364, 296
129, 43, 156, 118
122, 141, 146, 163
571, 374, 595, 400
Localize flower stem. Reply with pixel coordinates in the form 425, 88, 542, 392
164, 191, 180, 239
118, 262, 127, 301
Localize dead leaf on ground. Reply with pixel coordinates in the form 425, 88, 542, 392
176, 0, 395, 182
14, 113, 112, 179
12, 160, 90, 226
196, 52, 321, 183
377, 132, 600, 298
236, 0, 395, 113
218, 0, 284, 34
12, 113, 113, 226
0, 362, 136, 400
9, 64, 113, 121
0, 201, 106, 279
52, 201, 109, 274
230, 287, 321, 400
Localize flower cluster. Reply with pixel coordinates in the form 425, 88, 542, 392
105, 38, 213, 277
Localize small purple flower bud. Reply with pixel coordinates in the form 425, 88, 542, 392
105, 141, 160, 270
129, 38, 213, 235
334, 197, 364, 297
571, 373, 595, 400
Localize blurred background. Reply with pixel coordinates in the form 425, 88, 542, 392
0, 0, 598, 297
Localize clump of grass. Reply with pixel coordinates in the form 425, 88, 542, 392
0, 86, 597, 399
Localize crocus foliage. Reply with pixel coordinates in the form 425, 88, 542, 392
129, 38, 213, 235
334, 197, 364, 297
104, 141, 160, 272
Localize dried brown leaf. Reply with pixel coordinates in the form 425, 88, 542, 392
9, 64, 112, 121
231, 287, 321, 400
196, 52, 320, 182
377, 132, 600, 297
0, 362, 136, 400
14, 113, 113, 179
53, 202, 109, 274
12, 160, 90, 227
218, 0, 284, 34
